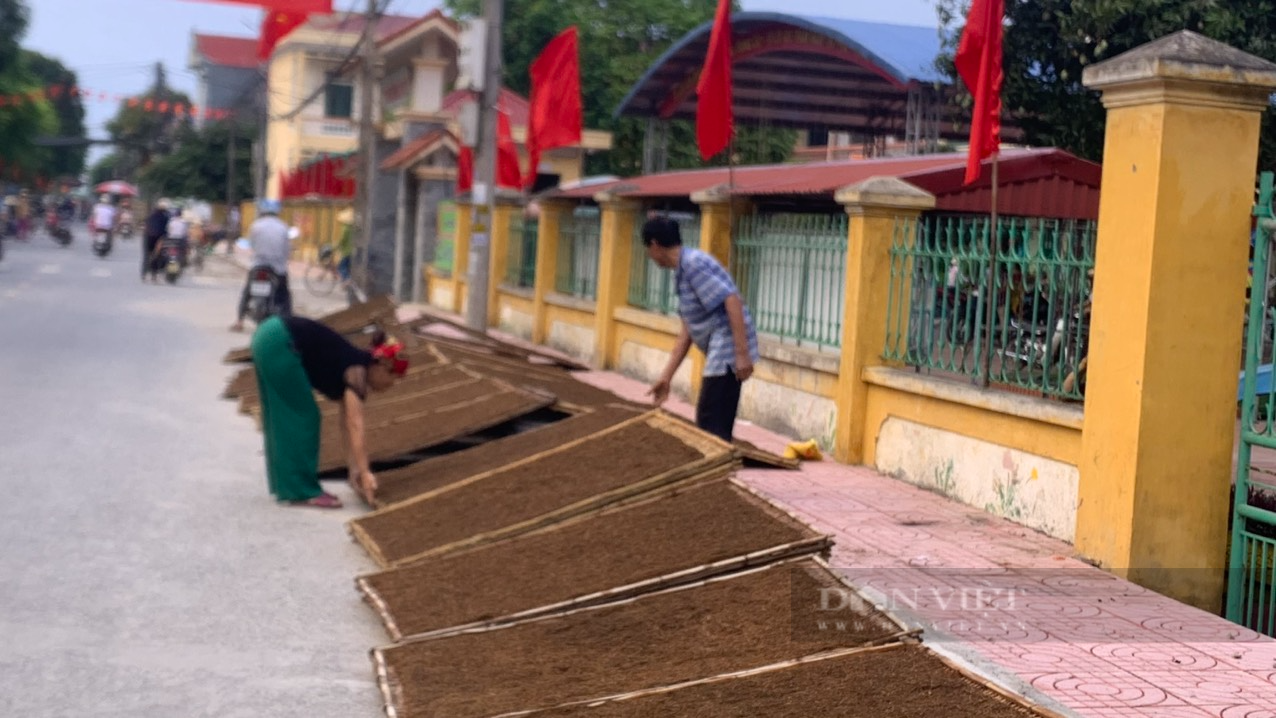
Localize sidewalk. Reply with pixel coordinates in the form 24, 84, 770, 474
398, 304, 1276, 718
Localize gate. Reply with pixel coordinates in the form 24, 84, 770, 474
1228, 171, 1276, 634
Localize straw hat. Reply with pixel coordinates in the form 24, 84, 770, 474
337, 208, 355, 225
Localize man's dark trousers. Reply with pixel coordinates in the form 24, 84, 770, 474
696, 372, 742, 442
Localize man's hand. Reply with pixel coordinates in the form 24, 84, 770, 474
648, 377, 671, 406
734, 349, 754, 382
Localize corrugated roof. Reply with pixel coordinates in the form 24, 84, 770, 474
381, 129, 459, 170
546, 149, 1103, 220
305, 12, 419, 39
795, 14, 944, 84
193, 33, 260, 69
441, 88, 530, 128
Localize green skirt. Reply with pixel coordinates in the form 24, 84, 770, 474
250, 316, 324, 502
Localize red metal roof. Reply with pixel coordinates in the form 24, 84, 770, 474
548, 148, 1102, 220
381, 129, 459, 171
193, 33, 260, 69
441, 88, 530, 128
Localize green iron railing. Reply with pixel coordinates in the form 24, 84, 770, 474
628, 214, 701, 315
555, 209, 601, 300
883, 214, 1096, 401
732, 213, 848, 350
503, 215, 538, 289
432, 200, 458, 277
1228, 171, 1276, 636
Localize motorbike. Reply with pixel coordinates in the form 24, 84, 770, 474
159, 237, 186, 284
91, 229, 112, 258
45, 213, 71, 246
246, 265, 284, 322
116, 222, 135, 240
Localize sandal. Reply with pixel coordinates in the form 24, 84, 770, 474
288, 493, 342, 509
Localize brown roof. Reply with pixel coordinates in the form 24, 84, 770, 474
305, 12, 419, 39
381, 129, 460, 171
376, 9, 458, 47
547, 148, 1102, 219
441, 88, 530, 128
193, 33, 260, 69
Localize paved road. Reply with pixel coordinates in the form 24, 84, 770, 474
0, 228, 384, 717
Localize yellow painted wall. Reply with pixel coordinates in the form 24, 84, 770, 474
544, 301, 595, 331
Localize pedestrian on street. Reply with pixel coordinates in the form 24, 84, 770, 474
142, 198, 171, 282
250, 318, 409, 508
641, 216, 759, 442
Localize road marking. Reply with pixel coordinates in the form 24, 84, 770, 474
38, 264, 62, 274
3, 290, 17, 298
191, 276, 218, 287
90, 268, 111, 278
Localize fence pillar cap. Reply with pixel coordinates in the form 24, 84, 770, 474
1083, 30, 1276, 110
835, 176, 935, 212
593, 190, 642, 210
690, 184, 734, 205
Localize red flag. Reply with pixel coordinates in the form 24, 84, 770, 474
457, 146, 474, 193
954, 0, 1004, 185
696, 0, 733, 161
524, 27, 582, 189
258, 10, 309, 60
189, 0, 332, 12
497, 106, 523, 189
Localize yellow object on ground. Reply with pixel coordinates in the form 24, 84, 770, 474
783, 439, 823, 461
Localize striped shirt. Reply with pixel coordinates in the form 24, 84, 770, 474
675, 248, 759, 377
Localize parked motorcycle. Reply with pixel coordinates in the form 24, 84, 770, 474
91, 229, 112, 258
246, 265, 284, 322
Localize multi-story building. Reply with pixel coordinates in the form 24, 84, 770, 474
188, 33, 263, 128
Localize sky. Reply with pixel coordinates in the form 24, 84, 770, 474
22, 0, 940, 164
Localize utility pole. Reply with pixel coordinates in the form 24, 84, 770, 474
354, 0, 379, 297
226, 119, 237, 213
464, 0, 504, 330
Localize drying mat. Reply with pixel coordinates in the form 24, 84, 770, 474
370, 557, 913, 718
221, 294, 399, 364
516, 643, 1066, 718
348, 411, 737, 567
231, 343, 451, 414
409, 305, 590, 370
733, 437, 800, 470
373, 404, 644, 508
316, 369, 556, 473
426, 338, 639, 412
357, 478, 832, 640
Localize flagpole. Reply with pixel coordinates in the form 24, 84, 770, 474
980, 152, 1000, 388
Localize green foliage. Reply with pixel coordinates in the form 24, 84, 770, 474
0, 0, 28, 71
105, 66, 193, 181
89, 153, 119, 186
0, 0, 62, 181
138, 121, 255, 202
21, 50, 86, 177
445, 0, 793, 176
937, 0, 1276, 167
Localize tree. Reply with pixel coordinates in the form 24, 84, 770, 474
937, 0, 1276, 167
89, 153, 120, 186
106, 64, 193, 181
21, 51, 87, 178
0, 0, 28, 71
138, 121, 255, 202
0, 0, 57, 183
443, 0, 794, 176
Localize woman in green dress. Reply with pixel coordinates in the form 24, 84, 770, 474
250, 316, 409, 508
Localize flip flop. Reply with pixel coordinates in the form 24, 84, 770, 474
287, 493, 342, 509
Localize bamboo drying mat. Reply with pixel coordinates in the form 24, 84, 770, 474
221, 294, 399, 364
348, 410, 738, 568
356, 478, 832, 641
370, 557, 913, 718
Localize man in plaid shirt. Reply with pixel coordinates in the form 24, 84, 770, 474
642, 217, 759, 442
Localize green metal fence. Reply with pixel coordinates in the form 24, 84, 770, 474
433, 200, 457, 277
503, 214, 538, 289
628, 213, 701, 315
1229, 171, 1276, 637
555, 208, 601, 300
882, 214, 1097, 400
733, 213, 848, 350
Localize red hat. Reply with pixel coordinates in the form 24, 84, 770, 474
372, 339, 409, 376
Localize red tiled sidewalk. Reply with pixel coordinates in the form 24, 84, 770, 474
400, 307, 1276, 718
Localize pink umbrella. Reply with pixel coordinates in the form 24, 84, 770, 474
94, 180, 139, 197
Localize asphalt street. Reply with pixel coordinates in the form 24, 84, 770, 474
0, 226, 384, 717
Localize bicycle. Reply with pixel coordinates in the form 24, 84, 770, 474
305, 245, 342, 296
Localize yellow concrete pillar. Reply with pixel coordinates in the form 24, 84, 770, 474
592, 191, 642, 369
532, 200, 571, 344
1075, 31, 1276, 610
831, 178, 936, 464
488, 199, 522, 327
453, 200, 473, 315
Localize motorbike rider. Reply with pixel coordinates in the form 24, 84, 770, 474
90, 194, 117, 246
164, 205, 190, 266
142, 199, 172, 282
230, 199, 294, 332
